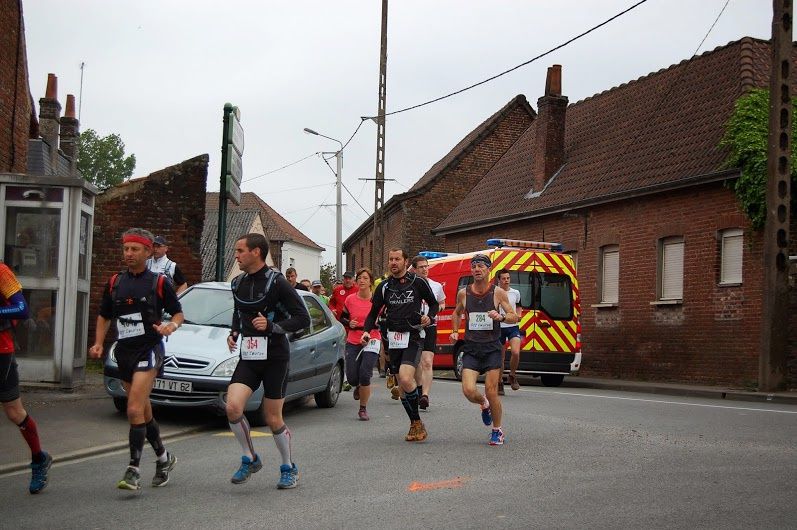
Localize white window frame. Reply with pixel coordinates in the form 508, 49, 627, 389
719, 228, 743, 285
599, 245, 619, 304
659, 237, 684, 301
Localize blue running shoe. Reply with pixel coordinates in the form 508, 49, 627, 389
481, 403, 492, 426
277, 463, 298, 489
489, 428, 505, 446
231, 454, 262, 484
29, 452, 52, 494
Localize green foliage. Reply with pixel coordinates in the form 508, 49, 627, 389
319, 262, 336, 291
720, 88, 797, 229
77, 129, 137, 189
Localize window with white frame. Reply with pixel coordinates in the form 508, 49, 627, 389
720, 228, 743, 285
659, 237, 684, 300
600, 245, 619, 304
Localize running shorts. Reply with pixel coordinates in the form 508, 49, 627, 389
461, 341, 502, 375
388, 339, 422, 374
422, 325, 437, 352
231, 357, 289, 399
116, 342, 165, 383
0, 354, 20, 402
500, 325, 523, 343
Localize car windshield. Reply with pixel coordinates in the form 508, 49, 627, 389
173, 287, 234, 327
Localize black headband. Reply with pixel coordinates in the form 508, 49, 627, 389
470, 254, 492, 267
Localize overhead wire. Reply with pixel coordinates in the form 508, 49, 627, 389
243, 151, 319, 183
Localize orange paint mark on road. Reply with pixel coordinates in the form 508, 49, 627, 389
407, 477, 467, 492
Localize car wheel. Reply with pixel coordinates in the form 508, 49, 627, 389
540, 374, 564, 387
314, 361, 342, 408
453, 345, 465, 381
245, 397, 268, 427
113, 397, 127, 414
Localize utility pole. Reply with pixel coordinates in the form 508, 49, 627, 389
760, 0, 792, 391
372, 0, 388, 275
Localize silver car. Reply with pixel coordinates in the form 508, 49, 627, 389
104, 281, 345, 425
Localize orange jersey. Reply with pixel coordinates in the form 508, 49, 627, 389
0, 263, 23, 354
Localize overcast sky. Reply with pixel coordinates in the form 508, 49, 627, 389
23, 0, 770, 266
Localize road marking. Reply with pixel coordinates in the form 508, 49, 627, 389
435, 380, 797, 414
213, 431, 271, 437
407, 477, 467, 492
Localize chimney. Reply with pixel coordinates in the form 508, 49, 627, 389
60, 94, 80, 174
38, 74, 62, 171
531, 65, 568, 193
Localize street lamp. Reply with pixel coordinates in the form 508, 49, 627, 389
304, 127, 343, 280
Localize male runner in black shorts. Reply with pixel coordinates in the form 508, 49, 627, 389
0, 262, 52, 493
450, 254, 517, 446
90, 228, 184, 490
362, 248, 438, 442
225, 233, 310, 489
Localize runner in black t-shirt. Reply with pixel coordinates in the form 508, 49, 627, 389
362, 248, 438, 442
90, 228, 184, 491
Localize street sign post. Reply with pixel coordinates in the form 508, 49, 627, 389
216, 103, 244, 281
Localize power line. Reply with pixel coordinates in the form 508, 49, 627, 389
243, 152, 319, 183
366, 0, 651, 119
341, 183, 370, 215
255, 182, 332, 195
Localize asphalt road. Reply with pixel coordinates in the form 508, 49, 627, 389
2, 380, 796, 529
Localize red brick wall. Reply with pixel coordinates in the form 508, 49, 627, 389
445, 182, 766, 387
0, 0, 31, 173
88, 155, 208, 349
346, 104, 534, 271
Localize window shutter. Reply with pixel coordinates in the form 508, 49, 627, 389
720, 230, 743, 284
601, 246, 619, 303
661, 240, 684, 300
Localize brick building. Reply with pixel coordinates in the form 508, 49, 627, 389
342, 95, 536, 274
432, 38, 796, 388
0, 0, 34, 174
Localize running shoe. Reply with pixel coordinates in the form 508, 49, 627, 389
29, 452, 52, 494
353, 386, 360, 400
343, 381, 352, 392
386, 373, 396, 389
418, 394, 429, 410
152, 452, 176, 487
413, 420, 428, 442
481, 400, 493, 426
277, 463, 298, 489
117, 466, 141, 491
390, 386, 401, 400
404, 421, 419, 441
358, 408, 369, 421
231, 454, 263, 484
489, 428, 505, 446
509, 374, 520, 391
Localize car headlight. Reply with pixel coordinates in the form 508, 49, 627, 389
212, 356, 239, 377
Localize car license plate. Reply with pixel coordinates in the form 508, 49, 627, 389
154, 378, 192, 393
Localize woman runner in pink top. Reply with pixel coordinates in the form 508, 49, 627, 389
341, 268, 381, 420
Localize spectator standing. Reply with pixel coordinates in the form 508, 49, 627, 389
146, 236, 188, 294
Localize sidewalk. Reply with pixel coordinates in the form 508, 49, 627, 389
2, 371, 795, 475
0, 371, 214, 474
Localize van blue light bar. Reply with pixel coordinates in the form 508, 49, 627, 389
486, 238, 563, 251
419, 251, 448, 259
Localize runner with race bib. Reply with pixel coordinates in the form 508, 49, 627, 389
225, 233, 310, 489
449, 253, 518, 446
362, 249, 439, 442
340, 268, 382, 421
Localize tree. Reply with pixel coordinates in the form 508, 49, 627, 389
720, 88, 797, 230
77, 129, 136, 189
320, 262, 336, 290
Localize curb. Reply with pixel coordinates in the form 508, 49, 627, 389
0, 425, 212, 476
434, 371, 797, 406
